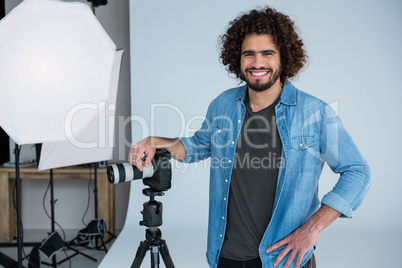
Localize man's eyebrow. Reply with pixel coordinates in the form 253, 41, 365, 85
241, 49, 277, 55
260, 49, 277, 54
241, 50, 255, 55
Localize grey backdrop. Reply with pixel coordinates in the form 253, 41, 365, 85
129, 0, 402, 245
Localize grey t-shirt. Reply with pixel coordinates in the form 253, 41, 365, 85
220, 96, 282, 261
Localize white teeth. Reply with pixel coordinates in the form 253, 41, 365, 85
251, 72, 268, 76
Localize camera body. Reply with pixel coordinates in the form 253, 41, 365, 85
107, 149, 172, 192
143, 149, 172, 192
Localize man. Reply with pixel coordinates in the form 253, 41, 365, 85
128, 6, 371, 268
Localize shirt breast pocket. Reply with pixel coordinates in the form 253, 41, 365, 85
287, 134, 320, 173
211, 126, 229, 149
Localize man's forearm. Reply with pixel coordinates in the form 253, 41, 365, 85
303, 204, 341, 233
147, 136, 186, 161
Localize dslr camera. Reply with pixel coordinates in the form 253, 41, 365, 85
107, 149, 172, 192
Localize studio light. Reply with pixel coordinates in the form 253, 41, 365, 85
0, 0, 123, 266
0, 0, 123, 170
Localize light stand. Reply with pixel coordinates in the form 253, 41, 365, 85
39, 169, 58, 267
15, 144, 23, 268
41, 169, 97, 267
52, 164, 101, 265
49, 169, 57, 267
0, 145, 40, 268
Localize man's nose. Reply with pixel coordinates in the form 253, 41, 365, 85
251, 54, 266, 68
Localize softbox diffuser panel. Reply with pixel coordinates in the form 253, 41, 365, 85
38, 50, 123, 171
0, 0, 118, 145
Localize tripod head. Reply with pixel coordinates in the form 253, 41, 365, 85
140, 188, 165, 228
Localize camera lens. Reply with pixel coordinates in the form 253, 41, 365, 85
107, 163, 155, 184
107, 165, 116, 184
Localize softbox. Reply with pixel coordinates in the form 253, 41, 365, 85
0, 0, 123, 170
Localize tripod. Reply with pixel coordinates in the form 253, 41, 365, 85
131, 188, 174, 268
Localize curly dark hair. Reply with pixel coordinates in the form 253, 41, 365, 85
219, 6, 307, 83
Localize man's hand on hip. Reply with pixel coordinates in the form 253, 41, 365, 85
266, 221, 319, 268
266, 205, 341, 268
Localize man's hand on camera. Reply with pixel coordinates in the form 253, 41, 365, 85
128, 137, 156, 171
128, 137, 186, 171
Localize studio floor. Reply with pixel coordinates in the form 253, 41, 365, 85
0, 228, 400, 267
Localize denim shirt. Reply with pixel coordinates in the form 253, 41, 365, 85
179, 81, 371, 268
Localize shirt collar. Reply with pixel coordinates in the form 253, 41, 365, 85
234, 81, 297, 106
279, 80, 297, 106
235, 84, 248, 102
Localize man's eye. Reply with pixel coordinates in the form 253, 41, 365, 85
244, 53, 254, 57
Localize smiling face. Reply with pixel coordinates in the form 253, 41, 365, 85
240, 33, 282, 92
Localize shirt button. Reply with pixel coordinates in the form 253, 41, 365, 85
238, 120, 241, 123
228, 160, 232, 163
222, 216, 225, 219
220, 234, 223, 237
224, 198, 227, 201
232, 141, 235, 145
300, 143, 303, 147
218, 130, 221, 133
225, 179, 228, 183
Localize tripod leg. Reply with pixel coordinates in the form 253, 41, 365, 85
131, 241, 149, 268
99, 236, 108, 253
160, 240, 175, 268
150, 246, 159, 268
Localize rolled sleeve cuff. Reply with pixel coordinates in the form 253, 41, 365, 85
178, 137, 209, 163
321, 192, 353, 218
177, 137, 197, 163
